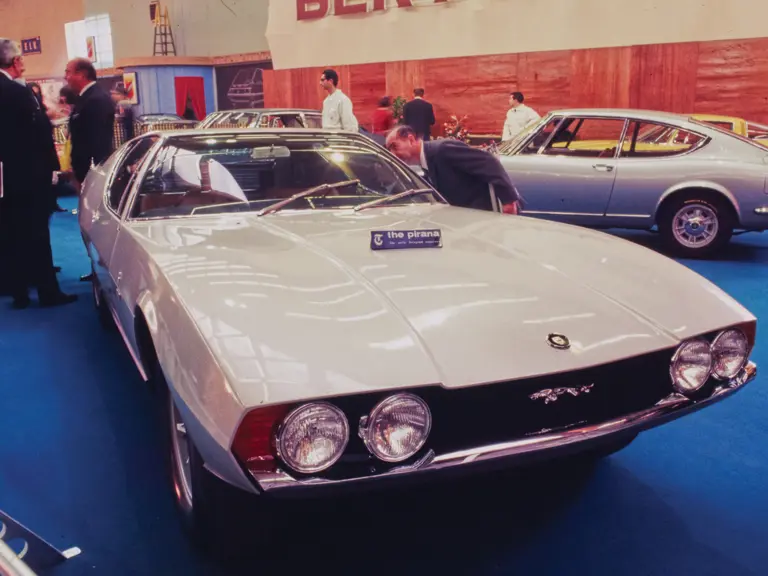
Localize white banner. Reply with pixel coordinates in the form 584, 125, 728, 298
267, 0, 768, 70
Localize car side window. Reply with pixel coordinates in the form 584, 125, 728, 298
620, 121, 706, 158
107, 136, 159, 213
541, 117, 626, 158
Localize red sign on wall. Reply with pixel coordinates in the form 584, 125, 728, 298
297, 0, 449, 20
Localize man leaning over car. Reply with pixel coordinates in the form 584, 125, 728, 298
386, 125, 521, 214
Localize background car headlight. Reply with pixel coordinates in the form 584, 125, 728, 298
276, 403, 349, 474
670, 338, 713, 393
360, 393, 432, 463
711, 329, 749, 380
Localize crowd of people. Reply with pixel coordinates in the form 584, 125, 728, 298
0, 39, 118, 309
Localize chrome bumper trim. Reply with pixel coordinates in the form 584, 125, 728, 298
251, 362, 757, 495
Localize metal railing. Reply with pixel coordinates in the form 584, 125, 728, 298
53, 118, 198, 150
0, 510, 80, 576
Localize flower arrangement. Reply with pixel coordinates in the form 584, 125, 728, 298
391, 96, 407, 124
443, 114, 470, 143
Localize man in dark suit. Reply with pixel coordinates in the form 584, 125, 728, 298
402, 88, 436, 141
0, 39, 77, 308
65, 58, 116, 187
65, 57, 116, 282
386, 125, 520, 214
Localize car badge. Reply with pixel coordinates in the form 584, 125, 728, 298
547, 333, 570, 350
530, 384, 594, 404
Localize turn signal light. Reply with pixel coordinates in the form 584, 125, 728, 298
232, 405, 291, 474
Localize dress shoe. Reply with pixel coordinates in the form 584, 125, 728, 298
39, 293, 78, 308
80, 272, 94, 282
11, 296, 31, 310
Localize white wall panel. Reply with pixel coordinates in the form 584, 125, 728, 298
267, 0, 768, 69
84, 0, 270, 61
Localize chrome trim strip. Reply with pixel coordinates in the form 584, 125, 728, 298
251, 362, 756, 493
107, 299, 149, 382
605, 213, 652, 218
522, 210, 604, 217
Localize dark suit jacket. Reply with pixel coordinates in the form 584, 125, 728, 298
403, 98, 436, 141
0, 73, 58, 210
70, 83, 116, 182
423, 139, 521, 212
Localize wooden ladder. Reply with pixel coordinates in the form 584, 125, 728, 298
153, 5, 176, 56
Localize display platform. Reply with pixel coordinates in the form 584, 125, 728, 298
1, 197, 766, 575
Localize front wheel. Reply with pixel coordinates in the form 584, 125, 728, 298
658, 193, 734, 258
158, 367, 272, 561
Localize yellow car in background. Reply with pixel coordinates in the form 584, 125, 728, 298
691, 114, 768, 146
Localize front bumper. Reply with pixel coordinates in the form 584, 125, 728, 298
250, 362, 757, 497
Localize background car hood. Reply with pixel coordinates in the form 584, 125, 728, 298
133, 206, 754, 407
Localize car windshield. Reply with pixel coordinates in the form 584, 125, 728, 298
129, 133, 437, 219
497, 115, 551, 155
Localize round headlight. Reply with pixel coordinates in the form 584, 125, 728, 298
276, 403, 349, 474
711, 329, 749, 380
360, 393, 432, 463
670, 338, 713, 394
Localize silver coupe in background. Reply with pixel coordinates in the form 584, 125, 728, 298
78, 127, 757, 556
497, 109, 768, 257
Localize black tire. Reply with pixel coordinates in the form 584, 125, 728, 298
153, 359, 272, 563
658, 192, 734, 258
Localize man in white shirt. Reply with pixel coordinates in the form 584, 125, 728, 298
320, 69, 359, 132
502, 92, 540, 141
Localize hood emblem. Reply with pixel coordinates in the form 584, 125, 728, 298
530, 384, 594, 404
547, 333, 570, 350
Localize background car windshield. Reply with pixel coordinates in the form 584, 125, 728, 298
130, 134, 433, 218
497, 115, 549, 155
199, 111, 261, 129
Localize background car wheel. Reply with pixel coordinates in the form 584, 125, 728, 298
659, 192, 734, 258
153, 360, 272, 562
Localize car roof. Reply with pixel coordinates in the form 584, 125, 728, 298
550, 108, 690, 122
207, 108, 321, 115
155, 127, 361, 139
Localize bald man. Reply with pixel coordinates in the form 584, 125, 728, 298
65, 58, 116, 186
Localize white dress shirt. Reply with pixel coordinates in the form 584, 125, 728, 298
322, 89, 359, 131
502, 104, 541, 141
80, 81, 97, 97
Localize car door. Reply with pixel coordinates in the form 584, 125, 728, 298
90, 137, 156, 309
501, 115, 627, 225
100, 136, 160, 329
605, 120, 710, 227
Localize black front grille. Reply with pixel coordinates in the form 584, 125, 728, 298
308, 348, 676, 481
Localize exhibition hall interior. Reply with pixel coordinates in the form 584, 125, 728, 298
2, 0, 768, 574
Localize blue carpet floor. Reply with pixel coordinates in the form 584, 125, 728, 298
1, 197, 767, 576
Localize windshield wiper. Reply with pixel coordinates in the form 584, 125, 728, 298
257, 180, 361, 216
353, 188, 435, 212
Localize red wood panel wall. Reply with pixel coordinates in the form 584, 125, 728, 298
263, 37, 768, 135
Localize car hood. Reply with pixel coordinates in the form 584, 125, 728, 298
132, 206, 754, 407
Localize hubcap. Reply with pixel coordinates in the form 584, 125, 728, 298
170, 400, 194, 514
672, 203, 719, 249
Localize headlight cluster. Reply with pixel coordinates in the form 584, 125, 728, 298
670, 328, 750, 394
275, 393, 432, 474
